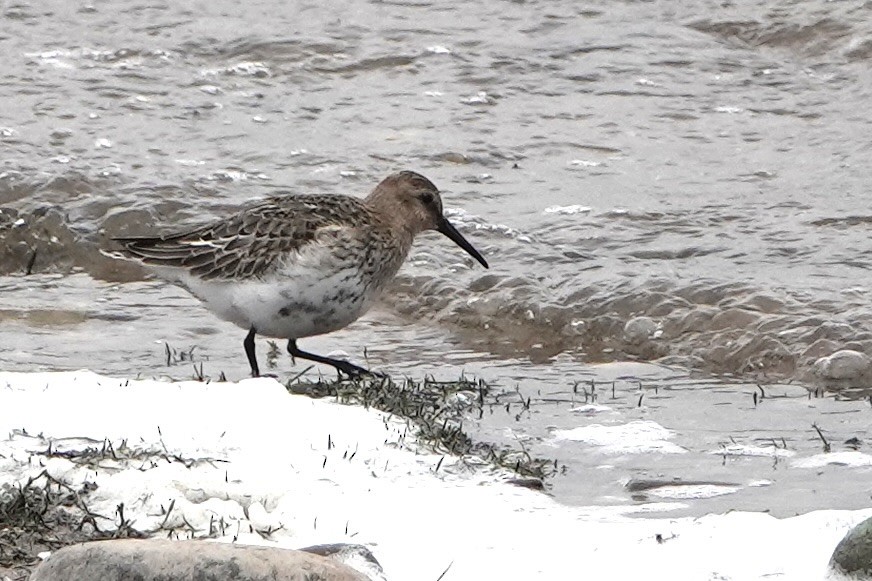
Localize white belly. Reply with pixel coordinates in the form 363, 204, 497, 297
163, 265, 375, 339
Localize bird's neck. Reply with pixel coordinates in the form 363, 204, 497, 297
365, 193, 418, 244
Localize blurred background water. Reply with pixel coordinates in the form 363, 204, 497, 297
2, 0, 871, 516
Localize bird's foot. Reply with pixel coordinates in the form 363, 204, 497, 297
334, 360, 383, 379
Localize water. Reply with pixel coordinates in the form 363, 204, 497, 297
2, 0, 872, 517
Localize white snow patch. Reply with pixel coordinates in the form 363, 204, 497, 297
0, 371, 870, 581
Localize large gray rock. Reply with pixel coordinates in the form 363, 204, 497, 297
29, 538, 371, 581
813, 350, 871, 380
829, 516, 872, 579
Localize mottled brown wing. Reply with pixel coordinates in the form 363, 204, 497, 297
113, 194, 373, 280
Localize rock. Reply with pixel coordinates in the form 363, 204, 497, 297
504, 477, 545, 490
829, 516, 872, 578
623, 316, 659, 344
29, 539, 372, 581
300, 544, 387, 581
813, 350, 871, 380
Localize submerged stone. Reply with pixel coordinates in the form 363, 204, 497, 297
29, 539, 371, 581
623, 316, 659, 344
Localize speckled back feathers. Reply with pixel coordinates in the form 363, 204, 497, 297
113, 170, 456, 284
115, 194, 393, 280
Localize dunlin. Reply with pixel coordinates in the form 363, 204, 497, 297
113, 171, 489, 377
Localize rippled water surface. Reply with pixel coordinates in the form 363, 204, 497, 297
2, 0, 872, 514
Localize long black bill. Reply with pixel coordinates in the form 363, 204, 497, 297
437, 217, 489, 268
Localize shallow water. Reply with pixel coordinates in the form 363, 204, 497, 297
2, 275, 871, 518
2, 0, 872, 515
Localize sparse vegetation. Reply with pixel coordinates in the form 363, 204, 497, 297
0, 430, 234, 578
0, 470, 143, 581
287, 373, 556, 480
0, 370, 557, 578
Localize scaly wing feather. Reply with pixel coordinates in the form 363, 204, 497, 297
113, 194, 375, 280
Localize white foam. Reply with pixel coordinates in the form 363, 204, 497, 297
710, 443, 795, 458
543, 204, 593, 215
647, 484, 740, 500
552, 420, 687, 454
793, 451, 872, 469
569, 403, 613, 415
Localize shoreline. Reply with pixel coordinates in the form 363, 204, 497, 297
1, 370, 869, 580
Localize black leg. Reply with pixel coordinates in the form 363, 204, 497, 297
287, 339, 371, 377
244, 327, 260, 377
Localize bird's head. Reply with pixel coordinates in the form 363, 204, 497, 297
367, 171, 488, 268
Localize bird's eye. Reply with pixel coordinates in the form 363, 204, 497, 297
420, 191, 435, 206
